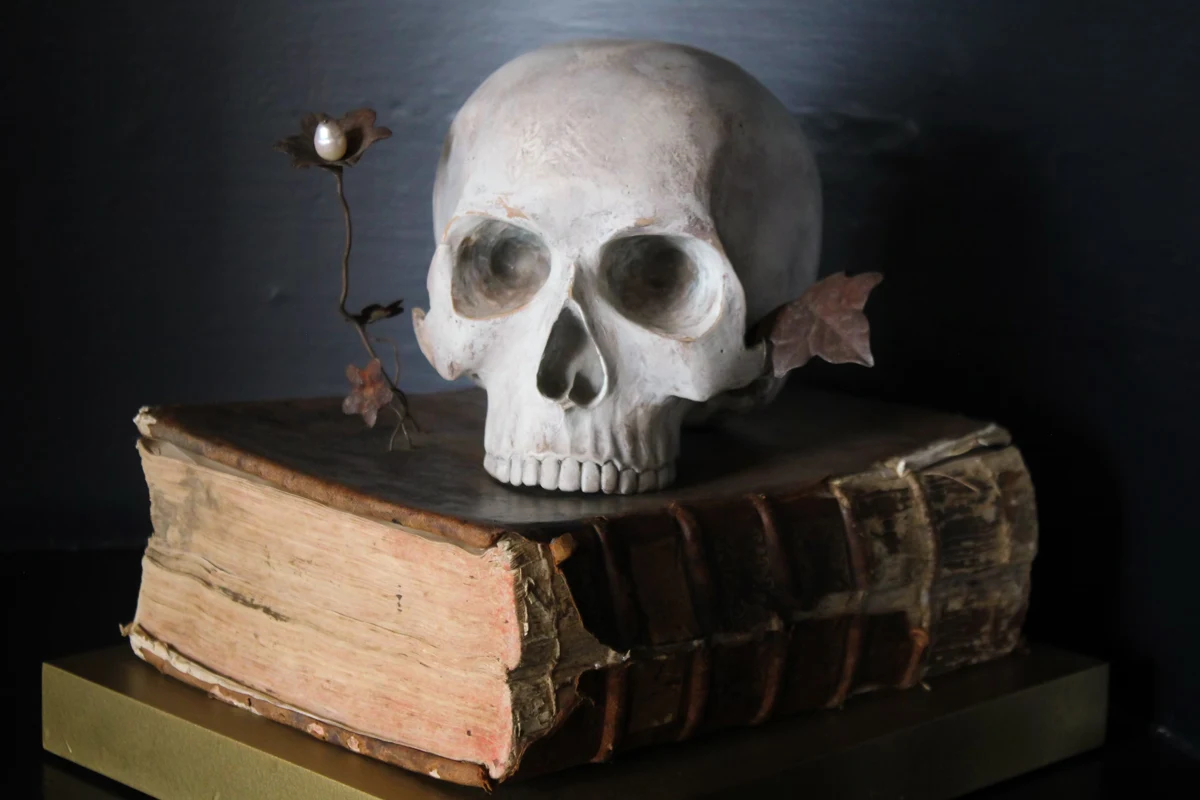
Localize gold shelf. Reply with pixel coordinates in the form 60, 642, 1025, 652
43, 645, 1108, 799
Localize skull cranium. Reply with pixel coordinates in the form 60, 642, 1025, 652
414, 39, 821, 494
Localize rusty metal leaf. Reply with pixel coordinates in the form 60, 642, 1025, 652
353, 299, 405, 326
342, 359, 395, 428
761, 271, 883, 377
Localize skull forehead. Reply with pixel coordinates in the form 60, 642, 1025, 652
436, 41, 764, 239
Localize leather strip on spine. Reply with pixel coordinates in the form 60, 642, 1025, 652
748, 494, 791, 724
828, 482, 869, 707
677, 645, 711, 741
983, 456, 1018, 655
901, 628, 931, 688
590, 521, 634, 759
985, 458, 1015, 571
668, 503, 714, 740
902, 471, 938, 687
669, 504, 715, 626
593, 666, 630, 762
593, 520, 638, 648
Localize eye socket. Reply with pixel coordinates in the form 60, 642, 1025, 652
452, 220, 551, 319
598, 234, 722, 338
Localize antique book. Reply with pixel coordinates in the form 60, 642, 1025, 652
124, 387, 1037, 789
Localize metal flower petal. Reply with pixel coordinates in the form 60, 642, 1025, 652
274, 108, 392, 170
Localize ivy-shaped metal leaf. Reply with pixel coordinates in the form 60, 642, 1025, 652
342, 359, 395, 428
762, 271, 884, 377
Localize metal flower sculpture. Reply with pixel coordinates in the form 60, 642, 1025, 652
275, 108, 416, 448
275, 109, 393, 169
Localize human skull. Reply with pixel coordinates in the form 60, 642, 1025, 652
413, 39, 821, 494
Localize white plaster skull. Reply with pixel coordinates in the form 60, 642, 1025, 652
413, 39, 820, 494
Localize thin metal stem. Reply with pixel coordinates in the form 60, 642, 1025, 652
332, 168, 417, 443
373, 335, 402, 387
335, 169, 354, 322
388, 404, 412, 451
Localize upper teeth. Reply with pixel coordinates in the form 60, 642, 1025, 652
483, 453, 675, 494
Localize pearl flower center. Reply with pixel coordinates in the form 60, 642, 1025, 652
313, 121, 348, 161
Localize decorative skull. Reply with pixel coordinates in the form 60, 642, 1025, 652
414, 39, 822, 494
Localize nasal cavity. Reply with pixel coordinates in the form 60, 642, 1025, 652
537, 307, 607, 408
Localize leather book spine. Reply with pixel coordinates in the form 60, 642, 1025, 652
517, 444, 1037, 778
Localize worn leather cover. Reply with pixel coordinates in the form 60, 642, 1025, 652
130, 386, 1037, 786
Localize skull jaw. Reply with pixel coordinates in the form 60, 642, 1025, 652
483, 450, 678, 495
480, 389, 690, 495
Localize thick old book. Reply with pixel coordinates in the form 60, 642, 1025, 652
125, 387, 1037, 789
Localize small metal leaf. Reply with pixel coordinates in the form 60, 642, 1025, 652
760, 271, 884, 377
342, 359, 395, 428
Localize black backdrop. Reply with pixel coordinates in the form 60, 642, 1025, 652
9, 0, 1199, 752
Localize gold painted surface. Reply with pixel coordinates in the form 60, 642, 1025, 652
42, 649, 468, 800
43, 645, 1108, 800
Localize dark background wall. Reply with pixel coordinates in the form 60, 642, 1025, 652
9, 0, 1199, 752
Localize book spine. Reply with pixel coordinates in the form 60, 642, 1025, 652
516, 444, 1036, 776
